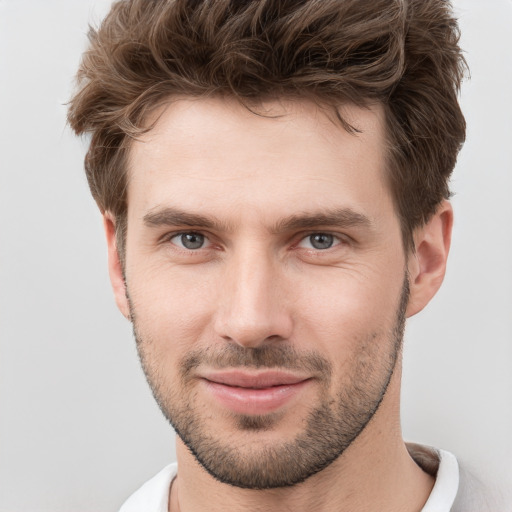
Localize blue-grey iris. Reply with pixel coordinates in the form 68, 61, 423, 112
181, 233, 204, 250
309, 233, 334, 250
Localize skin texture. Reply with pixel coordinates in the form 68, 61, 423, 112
104, 97, 452, 512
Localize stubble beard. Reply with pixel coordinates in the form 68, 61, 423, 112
130, 276, 409, 490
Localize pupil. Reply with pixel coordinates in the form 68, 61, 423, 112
310, 233, 333, 250
182, 233, 204, 249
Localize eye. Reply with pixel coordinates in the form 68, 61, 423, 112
298, 233, 340, 250
170, 232, 210, 250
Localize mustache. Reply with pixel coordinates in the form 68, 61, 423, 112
180, 343, 332, 377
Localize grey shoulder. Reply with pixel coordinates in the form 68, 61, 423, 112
452, 462, 512, 512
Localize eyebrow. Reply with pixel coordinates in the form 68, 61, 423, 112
143, 207, 233, 231
143, 206, 372, 233
270, 208, 372, 234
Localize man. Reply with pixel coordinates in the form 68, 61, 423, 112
67, 0, 500, 510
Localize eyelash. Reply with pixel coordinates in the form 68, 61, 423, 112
164, 231, 212, 251
163, 230, 348, 253
296, 233, 344, 251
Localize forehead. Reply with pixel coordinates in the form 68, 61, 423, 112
126, 97, 392, 227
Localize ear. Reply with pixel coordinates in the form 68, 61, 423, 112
406, 201, 453, 318
103, 213, 131, 320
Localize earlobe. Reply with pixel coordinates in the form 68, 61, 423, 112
406, 201, 453, 317
103, 213, 131, 320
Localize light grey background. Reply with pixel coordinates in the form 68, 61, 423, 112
1, 1, 511, 510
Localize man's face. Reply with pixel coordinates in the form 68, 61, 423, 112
122, 98, 409, 488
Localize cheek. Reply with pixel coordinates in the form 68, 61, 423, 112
126, 261, 219, 353
291, 268, 404, 356
299, 268, 400, 322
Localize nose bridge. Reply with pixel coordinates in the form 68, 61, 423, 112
215, 242, 291, 347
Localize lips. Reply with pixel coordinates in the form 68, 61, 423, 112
200, 370, 311, 415
202, 370, 309, 388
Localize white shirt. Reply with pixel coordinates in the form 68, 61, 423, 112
420, 449, 459, 511
119, 447, 460, 512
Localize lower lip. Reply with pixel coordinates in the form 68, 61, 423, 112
202, 379, 310, 415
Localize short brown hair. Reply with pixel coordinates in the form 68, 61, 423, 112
68, 0, 466, 254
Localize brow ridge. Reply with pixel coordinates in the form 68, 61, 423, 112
271, 208, 372, 234
142, 206, 372, 234
143, 207, 232, 231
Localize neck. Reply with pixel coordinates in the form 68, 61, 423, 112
169, 368, 434, 512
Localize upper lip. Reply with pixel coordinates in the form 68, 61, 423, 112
200, 370, 310, 389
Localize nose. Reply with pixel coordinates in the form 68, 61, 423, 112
213, 246, 293, 348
